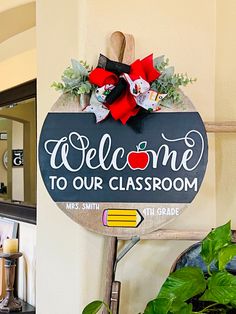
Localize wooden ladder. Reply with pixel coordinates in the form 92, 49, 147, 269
103, 122, 236, 314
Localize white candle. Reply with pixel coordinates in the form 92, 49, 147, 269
3, 239, 19, 253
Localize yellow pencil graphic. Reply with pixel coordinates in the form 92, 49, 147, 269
102, 209, 143, 228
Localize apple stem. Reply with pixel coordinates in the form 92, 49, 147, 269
136, 145, 139, 152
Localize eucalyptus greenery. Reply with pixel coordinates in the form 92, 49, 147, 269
51, 59, 93, 96
151, 55, 196, 108
83, 221, 236, 314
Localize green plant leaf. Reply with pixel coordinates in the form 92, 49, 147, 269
219, 244, 236, 270
51, 81, 64, 91
200, 271, 236, 304
144, 298, 193, 314
231, 300, 236, 308
153, 55, 165, 68
143, 298, 171, 314
180, 303, 193, 314
62, 77, 82, 87
158, 267, 206, 302
71, 59, 88, 76
163, 66, 175, 78
160, 98, 174, 108
201, 221, 231, 266
82, 300, 103, 314
170, 299, 193, 314
151, 54, 195, 105
51, 59, 93, 96
63, 67, 74, 79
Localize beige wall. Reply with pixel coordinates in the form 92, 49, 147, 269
0, 49, 36, 91
215, 0, 236, 227
0, 25, 36, 90
0, 0, 35, 13
37, 1, 216, 314
0, 2, 35, 44
37, 1, 104, 313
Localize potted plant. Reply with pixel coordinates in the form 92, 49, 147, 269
83, 221, 236, 313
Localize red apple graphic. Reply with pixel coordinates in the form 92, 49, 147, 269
127, 141, 149, 170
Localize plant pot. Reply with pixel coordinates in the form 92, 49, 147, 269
171, 242, 236, 275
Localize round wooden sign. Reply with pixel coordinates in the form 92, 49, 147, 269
39, 92, 208, 236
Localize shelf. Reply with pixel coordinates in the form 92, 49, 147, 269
204, 121, 236, 133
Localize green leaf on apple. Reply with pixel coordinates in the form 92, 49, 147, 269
137, 141, 147, 151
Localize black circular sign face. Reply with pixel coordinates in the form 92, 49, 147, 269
39, 94, 208, 236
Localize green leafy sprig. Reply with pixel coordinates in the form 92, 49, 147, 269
151, 55, 196, 108
51, 59, 93, 96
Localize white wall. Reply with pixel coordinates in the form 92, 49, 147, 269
18, 222, 36, 306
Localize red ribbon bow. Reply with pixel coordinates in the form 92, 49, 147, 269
89, 54, 160, 124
